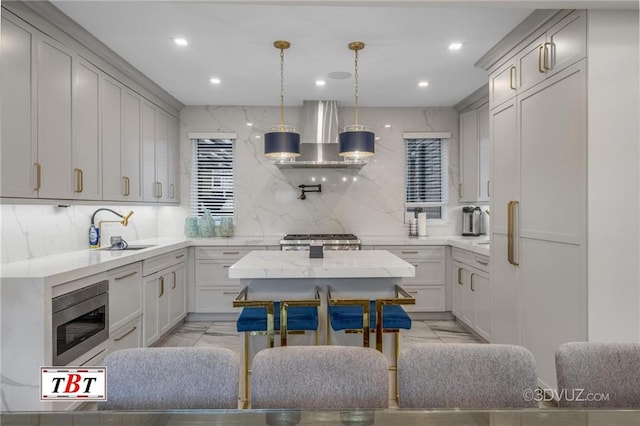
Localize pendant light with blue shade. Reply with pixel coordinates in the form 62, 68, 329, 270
339, 41, 375, 159
264, 40, 300, 161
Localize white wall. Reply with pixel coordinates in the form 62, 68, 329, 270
175, 105, 463, 238
0, 204, 170, 263
587, 10, 640, 342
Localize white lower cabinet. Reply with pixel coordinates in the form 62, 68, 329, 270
374, 246, 446, 312
194, 247, 262, 314
142, 249, 187, 346
109, 316, 142, 354
452, 248, 491, 341
108, 262, 142, 332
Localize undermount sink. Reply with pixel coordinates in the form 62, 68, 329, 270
96, 245, 155, 251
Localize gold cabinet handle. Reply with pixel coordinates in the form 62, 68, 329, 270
412, 264, 419, 268
487, 180, 490, 197
459, 183, 463, 198
509, 65, 516, 90
74, 168, 83, 193
538, 45, 546, 73
222, 251, 240, 255
223, 265, 232, 269
114, 271, 138, 281
34, 162, 42, 190
223, 291, 238, 295
158, 182, 163, 198
123, 176, 131, 196
402, 251, 418, 254
172, 271, 177, 289
457, 267, 463, 285
159, 276, 165, 297
470, 273, 475, 292
113, 326, 137, 342
543, 42, 552, 71
175, 254, 185, 259
170, 183, 175, 199
508, 201, 519, 266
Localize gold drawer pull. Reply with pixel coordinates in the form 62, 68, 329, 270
509, 65, 516, 90
222, 251, 240, 255
34, 162, 42, 190
113, 326, 137, 342
159, 276, 165, 297
175, 254, 185, 259
123, 176, 130, 196
74, 168, 83, 193
114, 271, 138, 281
81, 348, 106, 366
172, 271, 177, 289
470, 273, 475, 292
457, 268, 463, 285
401, 251, 418, 254
223, 291, 238, 295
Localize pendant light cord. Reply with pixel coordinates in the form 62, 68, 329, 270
280, 46, 285, 130
354, 47, 359, 127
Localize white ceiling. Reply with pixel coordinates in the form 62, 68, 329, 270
47, 1, 627, 107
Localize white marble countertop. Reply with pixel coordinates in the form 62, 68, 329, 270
0, 235, 488, 284
228, 250, 416, 279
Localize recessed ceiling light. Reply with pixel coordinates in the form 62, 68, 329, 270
384, 124, 391, 128
375, 137, 381, 140
173, 38, 188, 47
328, 71, 352, 80
316, 80, 326, 87
210, 78, 221, 85
449, 42, 463, 51
418, 81, 429, 88
254, 135, 261, 139
246, 122, 253, 126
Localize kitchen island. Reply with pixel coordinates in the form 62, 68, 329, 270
229, 250, 416, 401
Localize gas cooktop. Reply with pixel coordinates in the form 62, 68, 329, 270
282, 233, 359, 241
280, 234, 361, 250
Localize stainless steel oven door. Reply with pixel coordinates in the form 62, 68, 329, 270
52, 289, 109, 366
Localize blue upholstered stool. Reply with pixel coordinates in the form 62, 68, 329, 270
327, 285, 414, 351
233, 287, 320, 406
237, 302, 319, 334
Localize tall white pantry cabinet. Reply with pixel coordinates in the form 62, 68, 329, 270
481, 9, 640, 390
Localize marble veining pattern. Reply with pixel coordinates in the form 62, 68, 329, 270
228, 250, 416, 279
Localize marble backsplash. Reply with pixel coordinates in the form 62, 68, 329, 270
1, 105, 468, 263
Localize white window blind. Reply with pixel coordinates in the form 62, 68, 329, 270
405, 138, 448, 219
190, 138, 235, 217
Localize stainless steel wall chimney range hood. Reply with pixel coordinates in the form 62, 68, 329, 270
274, 100, 367, 169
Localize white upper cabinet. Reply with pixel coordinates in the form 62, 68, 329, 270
1, 15, 36, 198
142, 103, 179, 203
102, 77, 143, 202
72, 57, 102, 200
37, 36, 73, 199
459, 101, 490, 203
490, 10, 586, 110
122, 89, 143, 201
1, 7, 180, 204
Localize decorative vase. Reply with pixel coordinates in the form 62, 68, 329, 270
219, 217, 234, 237
184, 216, 200, 238
198, 209, 215, 237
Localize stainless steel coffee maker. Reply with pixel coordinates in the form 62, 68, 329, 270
462, 206, 483, 236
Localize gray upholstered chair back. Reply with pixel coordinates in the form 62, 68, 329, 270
98, 347, 239, 410
398, 343, 538, 408
251, 346, 389, 409
555, 342, 640, 408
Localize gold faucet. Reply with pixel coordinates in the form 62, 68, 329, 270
90, 209, 134, 247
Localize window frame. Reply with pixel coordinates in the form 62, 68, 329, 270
403, 132, 451, 224
189, 132, 237, 221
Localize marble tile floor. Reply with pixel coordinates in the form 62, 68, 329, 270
155, 319, 484, 355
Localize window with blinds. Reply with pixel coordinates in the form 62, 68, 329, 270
190, 138, 235, 217
405, 138, 448, 219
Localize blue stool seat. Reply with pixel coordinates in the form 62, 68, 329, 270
237, 302, 318, 333
328, 301, 412, 331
